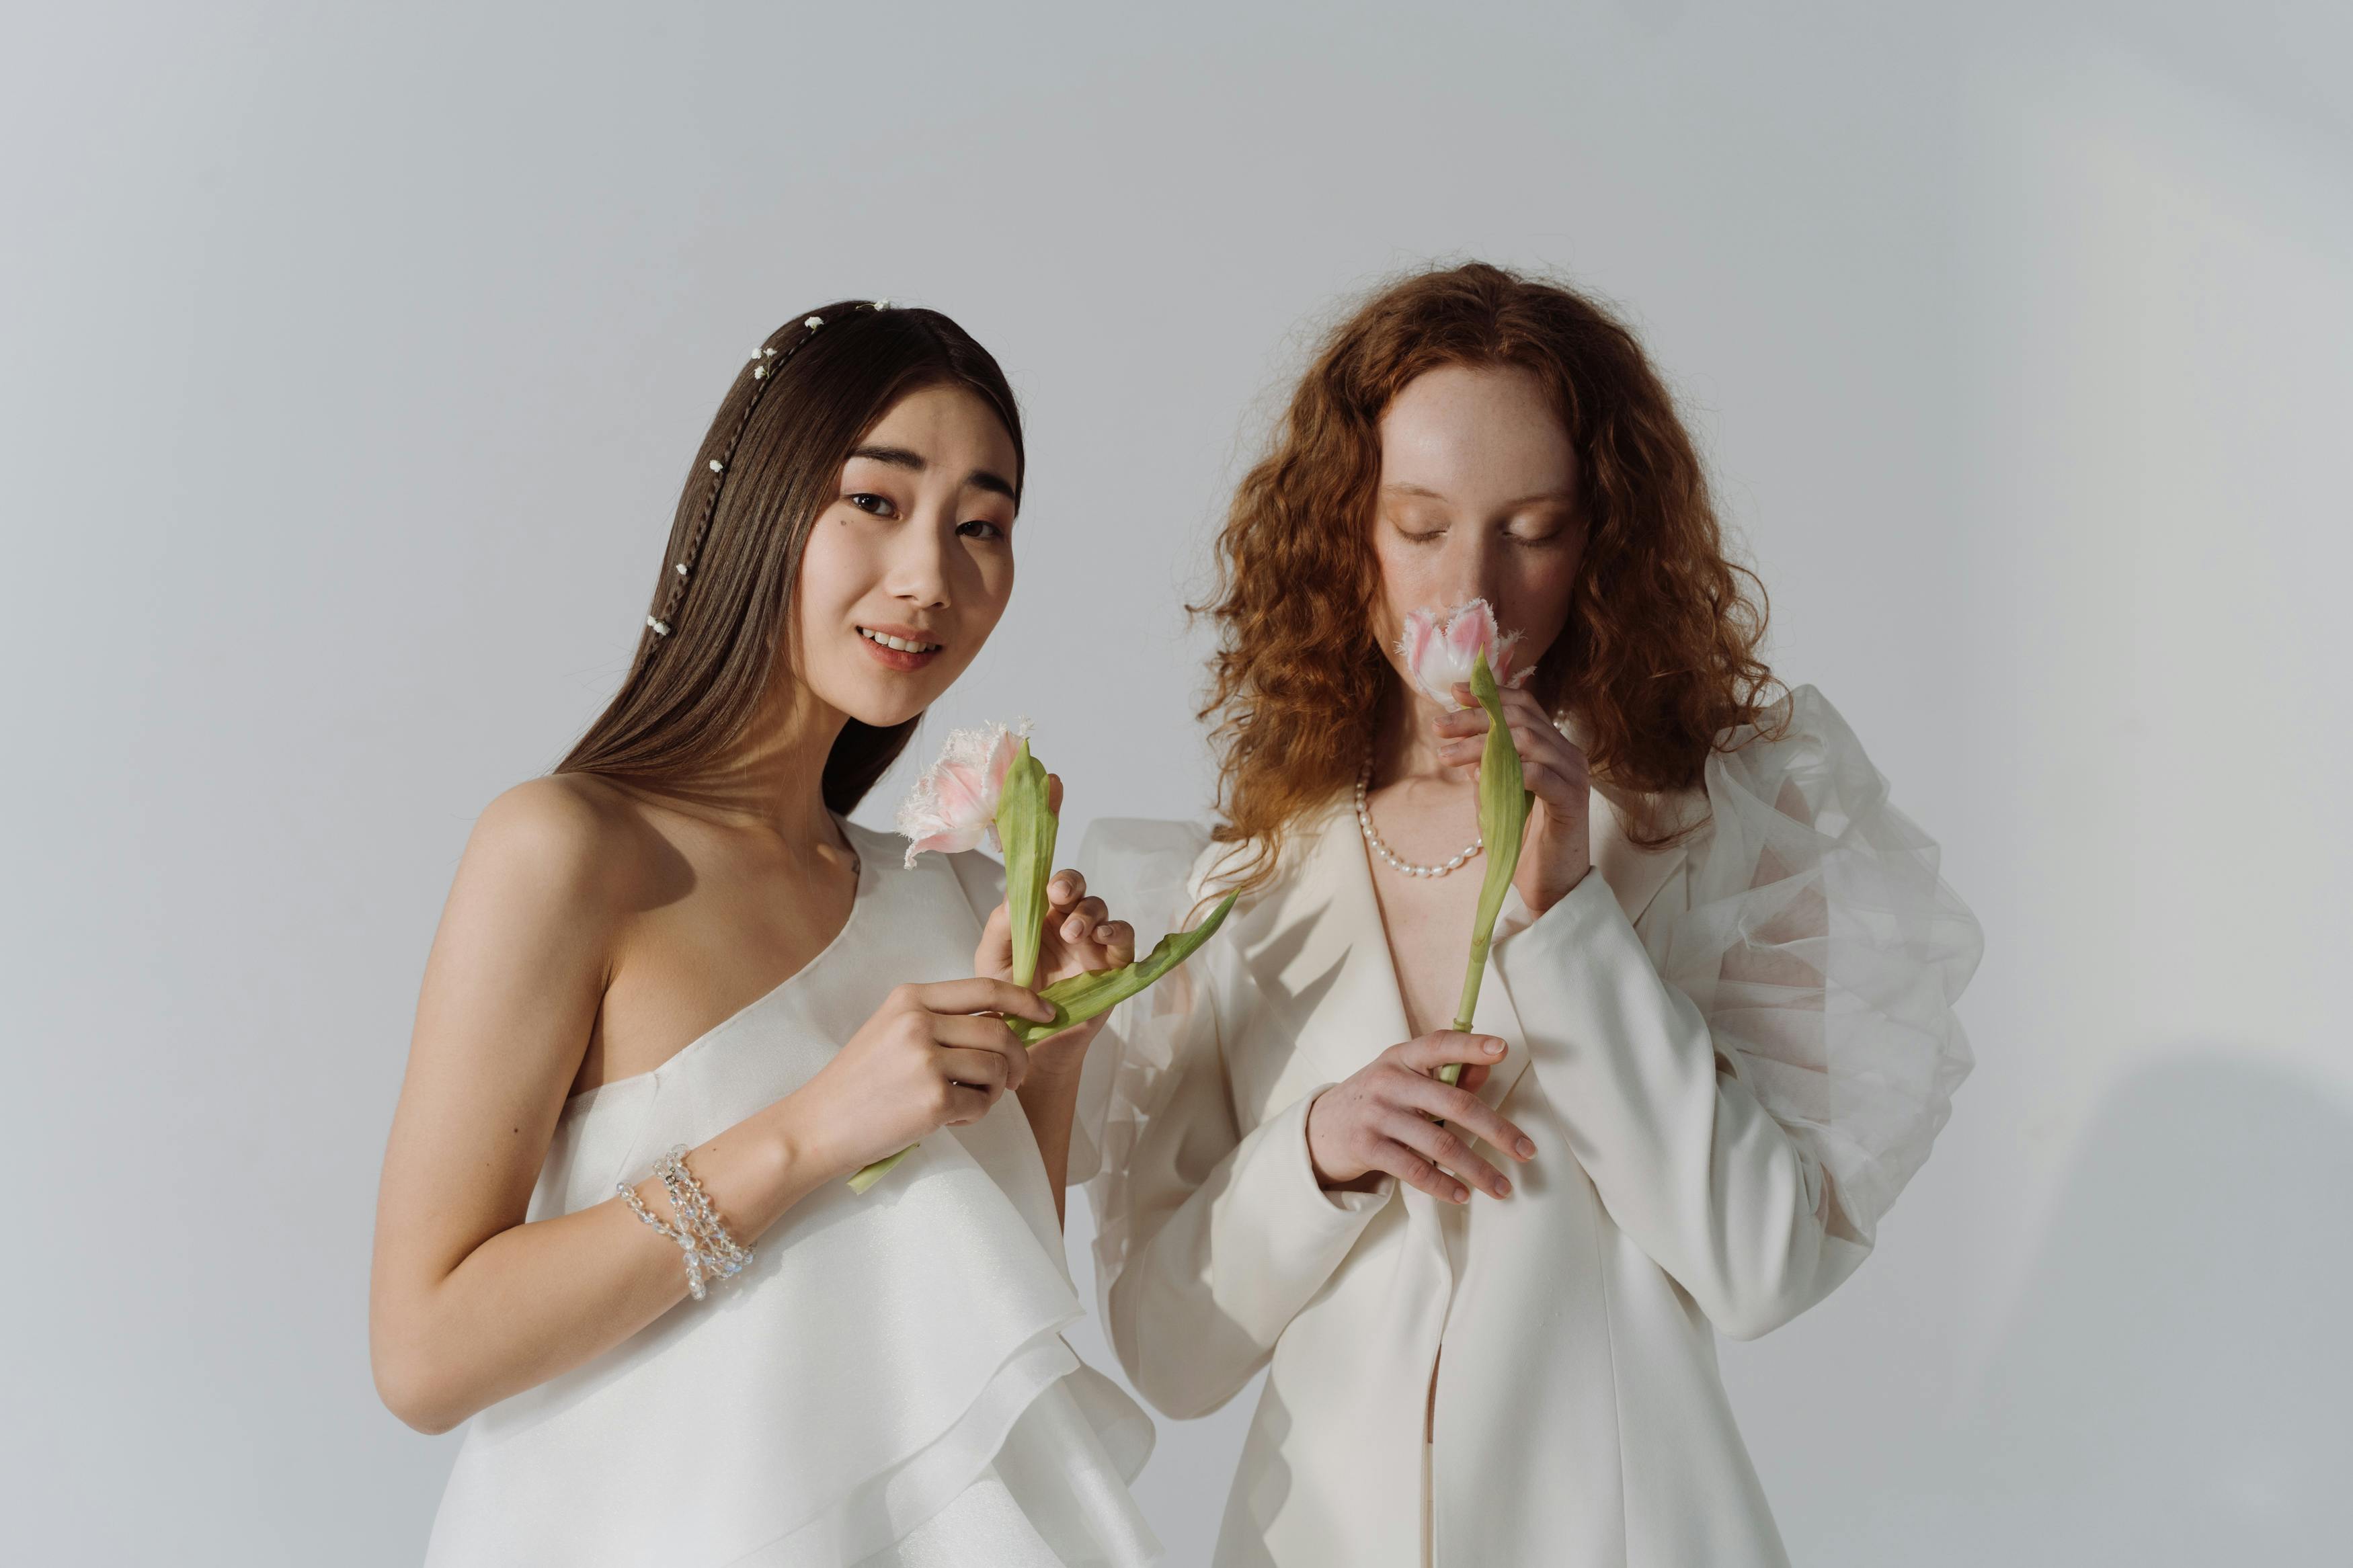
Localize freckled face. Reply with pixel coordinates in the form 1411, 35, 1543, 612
790, 383, 1021, 727
1369, 363, 1585, 691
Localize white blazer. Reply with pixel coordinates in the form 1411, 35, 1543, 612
1075, 687, 1981, 1567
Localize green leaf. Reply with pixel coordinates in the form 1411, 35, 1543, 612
1441, 653, 1533, 1081
1008, 892, 1239, 1048
996, 739, 1058, 990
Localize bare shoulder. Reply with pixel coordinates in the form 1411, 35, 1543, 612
404, 775, 672, 1082
455, 774, 668, 933
471, 773, 635, 870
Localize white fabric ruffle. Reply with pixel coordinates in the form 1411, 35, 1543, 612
1640, 684, 1980, 1242
424, 824, 1160, 1568
1070, 817, 1222, 1307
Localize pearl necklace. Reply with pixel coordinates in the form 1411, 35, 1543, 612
1355, 756, 1484, 878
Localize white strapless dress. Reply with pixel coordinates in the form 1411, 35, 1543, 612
424, 821, 1161, 1567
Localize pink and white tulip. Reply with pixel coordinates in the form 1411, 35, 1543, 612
895, 721, 1024, 867
1396, 600, 1527, 710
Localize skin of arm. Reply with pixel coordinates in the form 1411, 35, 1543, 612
367, 780, 1051, 1434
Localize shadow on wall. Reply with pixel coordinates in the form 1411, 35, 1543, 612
1835, 1050, 2353, 1565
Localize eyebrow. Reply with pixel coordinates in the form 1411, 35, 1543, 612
848, 444, 1018, 503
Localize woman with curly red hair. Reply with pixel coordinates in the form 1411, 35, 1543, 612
1077, 263, 1982, 1566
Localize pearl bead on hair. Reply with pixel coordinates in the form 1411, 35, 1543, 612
646, 304, 859, 645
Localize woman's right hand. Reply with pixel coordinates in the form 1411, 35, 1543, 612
1304, 1032, 1538, 1203
786, 978, 1057, 1176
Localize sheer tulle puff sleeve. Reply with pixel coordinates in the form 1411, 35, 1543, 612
1654, 684, 1982, 1243
1065, 819, 1219, 1193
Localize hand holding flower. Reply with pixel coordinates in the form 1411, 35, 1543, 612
852, 723, 1236, 1193
789, 977, 1056, 1177
1432, 681, 1592, 917
973, 788, 1138, 1082
1394, 599, 1561, 1100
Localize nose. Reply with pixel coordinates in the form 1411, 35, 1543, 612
1443, 526, 1501, 608
886, 510, 953, 610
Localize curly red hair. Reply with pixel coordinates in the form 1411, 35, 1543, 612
1198, 261, 1783, 897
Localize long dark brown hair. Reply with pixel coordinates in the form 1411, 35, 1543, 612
558, 300, 1025, 812
1199, 262, 1781, 899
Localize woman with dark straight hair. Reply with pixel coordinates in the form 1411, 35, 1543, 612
371, 301, 1161, 1567
1082, 263, 1981, 1565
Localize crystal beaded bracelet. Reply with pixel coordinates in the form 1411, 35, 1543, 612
616, 1146, 753, 1301
655, 1146, 753, 1285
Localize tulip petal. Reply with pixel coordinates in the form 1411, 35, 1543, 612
903, 826, 984, 868
897, 721, 1025, 864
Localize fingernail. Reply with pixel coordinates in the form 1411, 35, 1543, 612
1516, 1138, 1536, 1159
1485, 1039, 1505, 1055
1451, 1185, 1469, 1203
1495, 1180, 1511, 1197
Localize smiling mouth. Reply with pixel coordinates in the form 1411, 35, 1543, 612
857, 626, 944, 655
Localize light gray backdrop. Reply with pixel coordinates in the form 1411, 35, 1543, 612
5, 2, 2348, 1562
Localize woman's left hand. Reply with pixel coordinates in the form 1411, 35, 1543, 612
975, 866, 1133, 1078
1435, 684, 1593, 916
975, 774, 1136, 1081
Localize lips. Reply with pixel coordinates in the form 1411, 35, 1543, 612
857, 626, 943, 654
854, 624, 945, 671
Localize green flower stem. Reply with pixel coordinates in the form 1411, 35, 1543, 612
844, 1145, 913, 1196
1438, 653, 1531, 1089
850, 745, 1238, 1194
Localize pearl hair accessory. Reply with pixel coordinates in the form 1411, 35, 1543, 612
1355, 753, 1483, 878
645, 301, 885, 639
616, 1145, 753, 1301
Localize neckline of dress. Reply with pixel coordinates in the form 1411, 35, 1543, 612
561, 813, 883, 1113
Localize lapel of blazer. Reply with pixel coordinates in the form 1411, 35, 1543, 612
1236, 800, 1414, 1091
1591, 786, 1696, 930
